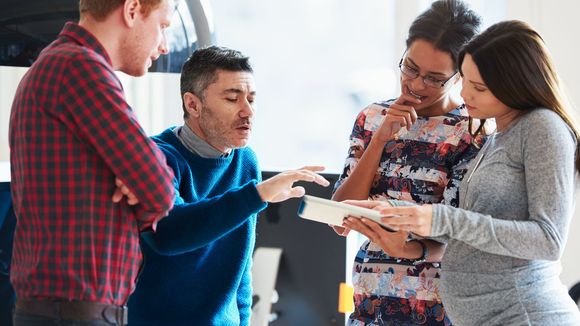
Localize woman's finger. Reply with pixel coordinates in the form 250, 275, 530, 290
344, 217, 375, 236
362, 218, 397, 235
343, 200, 386, 209
394, 94, 421, 106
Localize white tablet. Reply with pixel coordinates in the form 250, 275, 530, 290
297, 195, 397, 232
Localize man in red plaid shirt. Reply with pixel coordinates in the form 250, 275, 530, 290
9, 1, 176, 325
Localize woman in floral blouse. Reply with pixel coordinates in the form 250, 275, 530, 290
332, 1, 482, 325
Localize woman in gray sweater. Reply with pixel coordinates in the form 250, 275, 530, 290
344, 21, 580, 325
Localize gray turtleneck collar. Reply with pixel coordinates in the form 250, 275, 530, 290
173, 124, 230, 159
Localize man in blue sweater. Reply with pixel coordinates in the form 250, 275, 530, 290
128, 46, 329, 325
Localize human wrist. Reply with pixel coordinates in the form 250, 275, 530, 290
406, 239, 428, 263
255, 182, 269, 202
369, 135, 390, 148
382, 237, 418, 259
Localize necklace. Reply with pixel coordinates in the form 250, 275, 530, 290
464, 133, 496, 210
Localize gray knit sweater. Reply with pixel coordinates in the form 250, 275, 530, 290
400, 109, 580, 325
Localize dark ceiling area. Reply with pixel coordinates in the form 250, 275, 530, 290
0, 0, 79, 67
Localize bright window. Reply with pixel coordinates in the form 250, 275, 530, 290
210, 0, 505, 173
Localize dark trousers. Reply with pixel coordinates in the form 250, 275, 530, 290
13, 310, 116, 326
13, 298, 127, 326
0, 183, 16, 326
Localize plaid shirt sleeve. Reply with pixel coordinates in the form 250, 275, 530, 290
60, 54, 175, 229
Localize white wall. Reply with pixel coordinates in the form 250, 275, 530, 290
0, 67, 27, 162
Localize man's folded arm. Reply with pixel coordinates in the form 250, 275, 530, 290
61, 57, 175, 228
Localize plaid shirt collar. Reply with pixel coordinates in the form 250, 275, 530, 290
59, 22, 112, 67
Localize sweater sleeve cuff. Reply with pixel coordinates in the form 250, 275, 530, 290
387, 199, 417, 207
431, 204, 449, 238
243, 180, 268, 213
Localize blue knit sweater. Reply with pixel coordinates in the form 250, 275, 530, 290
128, 128, 267, 325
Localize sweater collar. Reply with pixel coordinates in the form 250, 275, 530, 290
174, 124, 230, 159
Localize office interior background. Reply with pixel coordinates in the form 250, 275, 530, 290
1, 0, 579, 324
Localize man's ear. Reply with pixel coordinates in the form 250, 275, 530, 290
183, 92, 203, 118
122, 0, 141, 28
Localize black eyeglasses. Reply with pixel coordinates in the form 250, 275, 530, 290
398, 58, 457, 89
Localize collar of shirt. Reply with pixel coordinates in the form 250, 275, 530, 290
59, 22, 112, 67
174, 124, 230, 158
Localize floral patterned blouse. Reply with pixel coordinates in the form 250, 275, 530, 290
335, 99, 482, 325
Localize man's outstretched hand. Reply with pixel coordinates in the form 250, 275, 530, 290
256, 166, 330, 203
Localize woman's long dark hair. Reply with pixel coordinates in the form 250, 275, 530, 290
459, 20, 580, 173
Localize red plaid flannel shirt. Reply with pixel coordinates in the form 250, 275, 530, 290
9, 22, 175, 305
